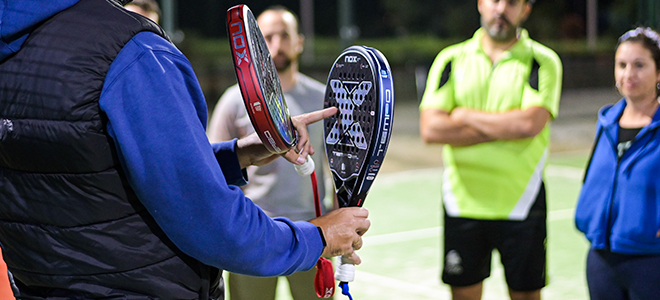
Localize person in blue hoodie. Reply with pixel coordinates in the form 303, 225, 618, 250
575, 27, 660, 300
0, 1, 369, 299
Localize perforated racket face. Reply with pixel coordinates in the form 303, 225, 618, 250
324, 48, 379, 207
227, 5, 296, 153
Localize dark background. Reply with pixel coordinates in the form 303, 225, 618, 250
151, 0, 659, 108
176, 0, 642, 39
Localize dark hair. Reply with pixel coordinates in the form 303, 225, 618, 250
616, 27, 660, 95
125, 0, 161, 19
259, 5, 301, 34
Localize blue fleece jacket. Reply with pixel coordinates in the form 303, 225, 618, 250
0, 0, 323, 276
575, 98, 660, 255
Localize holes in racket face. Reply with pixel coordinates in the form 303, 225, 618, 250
245, 9, 296, 146
324, 51, 377, 186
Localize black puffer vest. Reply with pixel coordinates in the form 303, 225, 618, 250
0, 0, 221, 298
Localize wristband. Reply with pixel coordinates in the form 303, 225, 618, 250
317, 226, 327, 248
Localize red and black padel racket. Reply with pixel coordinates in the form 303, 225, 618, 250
226, 4, 332, 298
227, 4, 296, 154
324, 46, 395, 298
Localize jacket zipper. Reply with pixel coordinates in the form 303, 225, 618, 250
605, 130, 639, 250
605, 160, 619, 251
605, 131, 630, 250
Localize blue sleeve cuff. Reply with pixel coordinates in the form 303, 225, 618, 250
274, 218, 325, 273
211, 139, 248, 186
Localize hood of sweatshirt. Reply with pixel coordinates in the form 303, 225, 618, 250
0, 0, 80, 62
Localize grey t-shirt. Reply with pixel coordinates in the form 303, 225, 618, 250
207, 74, 328, 220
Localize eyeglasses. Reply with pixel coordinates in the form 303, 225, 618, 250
619, 27, 660, 49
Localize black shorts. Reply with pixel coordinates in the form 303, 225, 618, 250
441, 182, 547, 291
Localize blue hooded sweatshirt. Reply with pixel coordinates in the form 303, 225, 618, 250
575, 98, 660, 255
0, 0, 323, 276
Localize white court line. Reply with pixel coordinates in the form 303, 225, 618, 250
377, 164, 584, 184
364, 227, 441, 246
375, 168, 440, 185
364, 208, 575, 246
545, 164, 584, 180
353, 269, 449, 298
548, 208, 576, 221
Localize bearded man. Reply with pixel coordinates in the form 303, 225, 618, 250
419, 0, 563, 299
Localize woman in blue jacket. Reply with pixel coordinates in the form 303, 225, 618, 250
575, 27, 660, 300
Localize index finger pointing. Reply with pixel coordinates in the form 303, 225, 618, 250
295, 107, 338, 126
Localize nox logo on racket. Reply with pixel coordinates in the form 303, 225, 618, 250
325, 79, 372, 150
229, 22, 249, 65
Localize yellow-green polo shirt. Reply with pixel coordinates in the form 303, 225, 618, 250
420, 28, 563, 220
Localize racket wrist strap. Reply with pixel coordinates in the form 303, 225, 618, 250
314, 257, 335, 298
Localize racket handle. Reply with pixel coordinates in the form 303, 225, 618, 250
334, 255, 355, 282
294, 155, 315, 176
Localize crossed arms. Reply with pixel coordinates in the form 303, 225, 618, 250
420, 106, 551, 147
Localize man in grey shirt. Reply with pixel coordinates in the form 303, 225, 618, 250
207, 6, 332, 300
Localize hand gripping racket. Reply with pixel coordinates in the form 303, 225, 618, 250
324, 46, 394, 299
226, 4, 332, 298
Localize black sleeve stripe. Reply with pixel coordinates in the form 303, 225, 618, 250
582, 127, 602, 183
529, 59, 540, 91
438, 61, 452, 90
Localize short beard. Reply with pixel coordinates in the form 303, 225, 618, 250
273, 54, 294, 72
481, 16, 518, 43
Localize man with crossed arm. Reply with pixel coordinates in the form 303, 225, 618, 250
419, 0, 562, 299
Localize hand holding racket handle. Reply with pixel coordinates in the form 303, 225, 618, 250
309, 208, 370, 258
294, 155, 315, 176
309, 205, 368, 299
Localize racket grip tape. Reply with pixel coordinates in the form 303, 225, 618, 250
334, 255, 355, 282
294, 155, 315, 176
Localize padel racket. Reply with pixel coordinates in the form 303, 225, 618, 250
226, 4, 332, 298
226, 4, 314, 172
324, 46, 394, 298
324, 46, 394, 207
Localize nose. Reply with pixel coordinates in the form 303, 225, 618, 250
494, 1, 506, 13
617, 65, 636, 87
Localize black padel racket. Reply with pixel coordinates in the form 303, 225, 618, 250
226, 4, 332, 298
324, 46, 394, 207
324, 46, 394, 298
